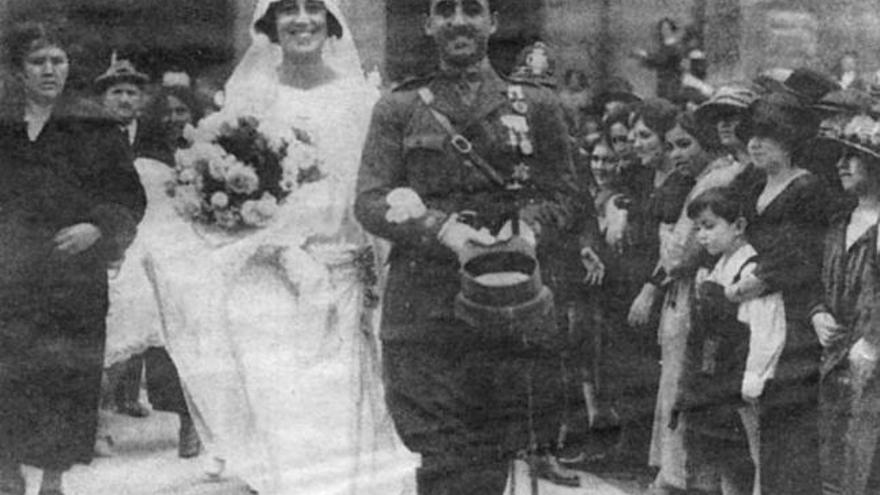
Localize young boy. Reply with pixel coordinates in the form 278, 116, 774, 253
675, 186, 787, 495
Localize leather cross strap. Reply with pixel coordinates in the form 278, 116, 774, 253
417, 87, 507, 188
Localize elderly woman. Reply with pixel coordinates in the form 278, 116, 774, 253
729, 91, 830, 495
0, 20, 144, 495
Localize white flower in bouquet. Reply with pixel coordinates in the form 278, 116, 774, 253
210, 191, 230, 209
192, 111, 230, 143
241, 193, 279, 227
214, 209, 239, 230
177, 168, 200, 185
174, 184, 203, 218
209, 154, 240, 182
176, 142, 226, 173
279, 167, 299, 193
225, 163, 260, 195
283, 141, 319, 172
258, 118, 295, 153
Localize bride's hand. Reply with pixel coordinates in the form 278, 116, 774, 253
278, 245, 329, 297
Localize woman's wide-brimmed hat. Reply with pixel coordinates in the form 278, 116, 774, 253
783, 67, 841, 105
593, 76, 641, 111
811, 88, 875, 118
736, 91, 817, 146
818, 114, 880, 160
694, 84, 758, 124
633, 97, 679, 136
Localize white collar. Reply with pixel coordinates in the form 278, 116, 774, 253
710, 243, 758, 285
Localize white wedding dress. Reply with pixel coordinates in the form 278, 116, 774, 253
104, 157, 172, 367
144, 70, 415, 495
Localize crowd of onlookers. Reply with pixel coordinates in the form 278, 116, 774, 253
506, 25, 880, 495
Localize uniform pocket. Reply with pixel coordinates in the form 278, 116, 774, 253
402, 133, 457, 192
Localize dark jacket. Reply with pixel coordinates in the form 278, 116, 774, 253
0, 94, 145, 469
355, 66, 589, 341
131, 117, 175, 165
812, 207, 880, 377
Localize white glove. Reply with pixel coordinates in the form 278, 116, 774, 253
849, 338, 879, 388
741, 372, 763, 403
494, 220, 537, 248
438, 214, 496, 259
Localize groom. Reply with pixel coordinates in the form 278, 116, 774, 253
356, 1, 595, 493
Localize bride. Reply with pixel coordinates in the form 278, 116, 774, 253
143, 0, 416, 493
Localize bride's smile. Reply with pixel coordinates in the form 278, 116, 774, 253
275, 0, 329, 57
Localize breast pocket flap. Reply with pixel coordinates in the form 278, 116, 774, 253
404, 133, 447, 151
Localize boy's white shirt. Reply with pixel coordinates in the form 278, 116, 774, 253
697, 243, 787, 400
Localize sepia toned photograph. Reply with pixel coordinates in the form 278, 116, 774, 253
1, 0, 879, 494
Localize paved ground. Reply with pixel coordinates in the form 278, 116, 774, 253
16, 407, 647, 495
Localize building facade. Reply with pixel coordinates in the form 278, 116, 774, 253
3, 1, 879, 99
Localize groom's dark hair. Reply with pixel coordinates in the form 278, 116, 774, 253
255, 0, 344, 43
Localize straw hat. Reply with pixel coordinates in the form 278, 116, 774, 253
694, 84, 758, 124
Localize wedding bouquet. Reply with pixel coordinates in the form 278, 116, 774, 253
170, 113, 323, 232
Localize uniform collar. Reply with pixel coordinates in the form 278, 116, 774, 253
429, 62, 510, 127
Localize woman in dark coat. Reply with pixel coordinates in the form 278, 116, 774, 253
0, 21, 145, 495
810, 114, 880, 495
728, 92, 830, 495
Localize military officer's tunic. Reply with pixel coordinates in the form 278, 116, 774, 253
355, 66, 587, 495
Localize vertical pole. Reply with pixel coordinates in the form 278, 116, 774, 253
596, 0, 613, 91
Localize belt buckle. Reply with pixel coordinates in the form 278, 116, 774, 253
450, 134, 473, 154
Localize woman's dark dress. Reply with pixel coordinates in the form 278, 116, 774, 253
0, 97, 145, 469
734, 166, 830, 495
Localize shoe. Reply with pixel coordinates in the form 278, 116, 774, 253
528, 455, 581, 488
178, 416, 202, 459
556, 451, 586, 466
117, 401, 150, 418
37, 491, 64, 495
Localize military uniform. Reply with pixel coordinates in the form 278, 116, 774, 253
355, 66, 592, 494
